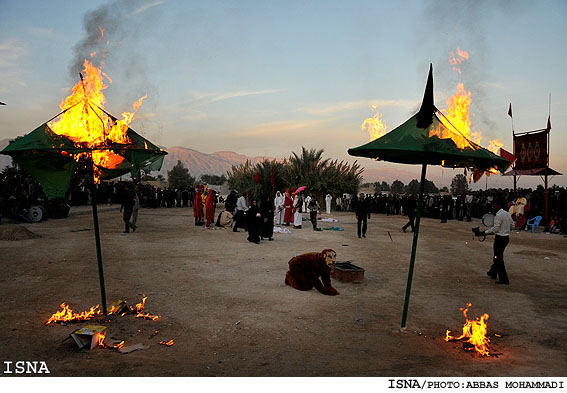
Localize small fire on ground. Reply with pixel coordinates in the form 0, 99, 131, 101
98, 331, 125, 351
445, 303, 495, 357
45, 295, 160, 325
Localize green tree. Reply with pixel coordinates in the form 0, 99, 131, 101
450, 174, 468, 195
391, 179, 405, 194
405, 179, 421, 194
404, 179, 439, 194
226, 148, 363, 203
424, 179, 439, 194
167, 160, 195, 189
381, 181, 390, 192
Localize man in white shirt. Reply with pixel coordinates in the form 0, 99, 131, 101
481, 199, 514, 285
233, 192, 248, 232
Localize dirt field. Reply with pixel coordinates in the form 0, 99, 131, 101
1, 204, 566, 377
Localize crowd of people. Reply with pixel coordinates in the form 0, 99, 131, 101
339, 188, 567, 235
2, 170, 567, 237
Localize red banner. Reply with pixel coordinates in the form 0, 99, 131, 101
513, 130, 548, 170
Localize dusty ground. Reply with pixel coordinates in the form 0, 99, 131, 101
1, 204, 566, 377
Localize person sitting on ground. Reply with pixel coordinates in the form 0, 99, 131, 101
216, 207, 233, 228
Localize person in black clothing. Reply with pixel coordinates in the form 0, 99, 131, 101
260, 195, 275, 241
246, 199, 262, 244
307, 196, 320, 230
225, 190, 237, 213
402, 195, 416, 233
355, 193, 370, 238
440, 195, 450, 223
120, 184, 137, 233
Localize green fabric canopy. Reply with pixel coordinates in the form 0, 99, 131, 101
348, 112, 510, 172
1, 105, 166, 199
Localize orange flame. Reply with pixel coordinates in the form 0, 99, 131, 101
362, 105, 388, 141
159, 339, 174, 346
98, 331, 125, 350
45, 295, 160, 324
445, 303, 491, 356
134, 294, 161, 321
432, 83, 482, 150
449, 48, 469, 74
45, 302, 100, 325
47, 59, 147, 182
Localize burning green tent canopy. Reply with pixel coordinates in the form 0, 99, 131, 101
348, 64, 509, 329
1, 98, 167, 316
348, 112, 510, 172
1, 107, 166, 199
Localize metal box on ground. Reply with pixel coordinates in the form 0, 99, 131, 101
332, 261, 365, 283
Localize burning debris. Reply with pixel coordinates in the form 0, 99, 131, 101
445, 303, 496, 357
159, 340, 174, 347
45, 295, 160, 325
97, 330, 125, 351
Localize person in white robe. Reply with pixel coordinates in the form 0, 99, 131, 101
325, 194, 332, 214
274, 191, 285, 225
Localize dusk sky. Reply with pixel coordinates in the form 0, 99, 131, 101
1, 0, 566, 189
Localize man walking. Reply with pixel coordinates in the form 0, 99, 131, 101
120, 184, 137, 234
481, 199, 514, 285
402, 195, 416, 233
355, 193, 369, 238
307, 196, 320, 230
130, 186, 141, 228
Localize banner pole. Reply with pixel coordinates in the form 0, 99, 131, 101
401, 163, 427, 329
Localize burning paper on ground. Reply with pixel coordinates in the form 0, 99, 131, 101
45, 295, 160, 324
445, 303, 494, 357
70, 325, 107, 350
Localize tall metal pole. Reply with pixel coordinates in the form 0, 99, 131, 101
401, 163, 427, 329
544, 174, 549, 227
90, 158, 108, 315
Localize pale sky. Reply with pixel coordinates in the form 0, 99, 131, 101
1, 0, 566, 189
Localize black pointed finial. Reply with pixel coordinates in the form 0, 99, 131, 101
416, 63, 436, 129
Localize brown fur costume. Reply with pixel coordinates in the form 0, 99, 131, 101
284, 249, 339, 296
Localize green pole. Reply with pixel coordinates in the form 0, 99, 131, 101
91, 159, 108, 315
401, 163, 427, 329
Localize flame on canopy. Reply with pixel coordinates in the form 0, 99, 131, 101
433, 83, 504, 164
449, 48, 469, 74
445, 303, 491, 356
48, 59, 147, 182
362, 105, 388, 141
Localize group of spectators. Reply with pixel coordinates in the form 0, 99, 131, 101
2, 170, 567, 236
339, 187, 567, 234
0, 173, 69, 224
0, 172, 212, 224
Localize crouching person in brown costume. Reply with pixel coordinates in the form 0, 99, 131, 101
285, 249, 339, 296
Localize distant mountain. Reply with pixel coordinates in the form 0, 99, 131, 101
156, 146, 275, 178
